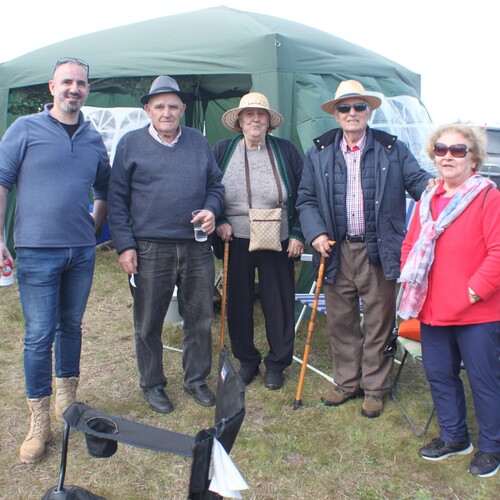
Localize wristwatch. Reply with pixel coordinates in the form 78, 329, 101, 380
468, 287, 480, 301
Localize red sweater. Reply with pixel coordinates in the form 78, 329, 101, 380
401, 183, 500, 326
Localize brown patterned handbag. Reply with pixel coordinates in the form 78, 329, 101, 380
245, 142, 283, 252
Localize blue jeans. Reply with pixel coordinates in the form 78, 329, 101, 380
16, 246, 96, 399
132, 240, 214, 389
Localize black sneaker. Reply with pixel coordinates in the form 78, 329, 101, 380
419, 437, 473, 461
468, 451, 500, 478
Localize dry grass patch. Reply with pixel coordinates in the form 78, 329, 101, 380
0, 250, 498, 498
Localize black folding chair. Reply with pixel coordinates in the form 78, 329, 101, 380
42, 348, 245, 500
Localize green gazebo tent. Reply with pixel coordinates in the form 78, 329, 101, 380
0, 6, 432, 255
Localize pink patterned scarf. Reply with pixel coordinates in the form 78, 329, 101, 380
398, 174, 495, 320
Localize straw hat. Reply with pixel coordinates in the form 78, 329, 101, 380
222, 92, 284, 132
140, 75, 186, 105
321, 80, 382, 115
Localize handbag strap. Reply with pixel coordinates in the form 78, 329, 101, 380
244, 140, 283, 209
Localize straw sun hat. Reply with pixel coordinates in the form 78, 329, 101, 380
321, 80, 382, 115
222, 92, 284, 132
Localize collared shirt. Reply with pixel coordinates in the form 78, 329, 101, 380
341, 133, 366, 235
148, 123, 182, 147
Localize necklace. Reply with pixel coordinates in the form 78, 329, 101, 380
242, 137, 263, 151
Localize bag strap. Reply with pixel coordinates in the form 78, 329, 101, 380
482, 184, 494, 208
244, 140, 283, 209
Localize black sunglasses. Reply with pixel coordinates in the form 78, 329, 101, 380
54, 57, 90, 78
433, 143, 469, 158
336, 103, 368, 114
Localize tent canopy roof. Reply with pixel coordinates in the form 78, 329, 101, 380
0, 6, 420, 96
0, 7, 433, 257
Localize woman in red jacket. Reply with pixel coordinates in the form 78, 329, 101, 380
399, 123, 500, 478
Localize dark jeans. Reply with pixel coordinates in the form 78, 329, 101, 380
132, 240, 214, 389
226, 237, 295, 372
16, 246, 96, 399
421, 321, 500, 452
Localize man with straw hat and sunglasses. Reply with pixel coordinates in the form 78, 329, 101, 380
0, 57, 111, 463
297, 80, 432, 418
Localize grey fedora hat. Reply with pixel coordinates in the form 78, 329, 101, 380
140, 75, 186, 105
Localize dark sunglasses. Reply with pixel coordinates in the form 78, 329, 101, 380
433, 143, 469, 158
54, 57, 90, 78
336, 103, 368, 114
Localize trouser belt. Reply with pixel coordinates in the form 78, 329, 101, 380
344, 234, 365, 243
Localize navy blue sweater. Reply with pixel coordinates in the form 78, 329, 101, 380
108, 125, 224, 254
0, 107, 110, 247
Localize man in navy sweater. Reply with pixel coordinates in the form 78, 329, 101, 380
0, 57, 110, 463
108, 76, 224, 414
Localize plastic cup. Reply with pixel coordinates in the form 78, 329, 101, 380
192, 210, 208, 242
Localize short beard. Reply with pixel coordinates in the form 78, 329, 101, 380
59, 92, 85, 114
61, 100, 80, 114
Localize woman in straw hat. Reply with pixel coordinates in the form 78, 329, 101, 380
213, 92, 304, 390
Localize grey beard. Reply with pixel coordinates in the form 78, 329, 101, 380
61, 100, 80, 114
61, 93, 84, 114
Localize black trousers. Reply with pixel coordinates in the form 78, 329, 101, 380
226, 237, 295, 372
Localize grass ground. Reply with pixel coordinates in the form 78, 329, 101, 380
0, 249, 498, 499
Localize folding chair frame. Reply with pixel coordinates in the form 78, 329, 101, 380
390, 338, 435, 438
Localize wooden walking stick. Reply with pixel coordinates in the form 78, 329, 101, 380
219, 241, 230, 351
293, 240, 334, 409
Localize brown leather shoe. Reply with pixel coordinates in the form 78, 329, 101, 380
361, 394, 384, 418
321, 386, 363, 406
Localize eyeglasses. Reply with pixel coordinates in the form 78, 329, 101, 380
433, 143, 469, 158
54, 57, 90, 78
336, 103, 368, 114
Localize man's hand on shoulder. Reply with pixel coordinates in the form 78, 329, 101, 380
427, 177, 441, 189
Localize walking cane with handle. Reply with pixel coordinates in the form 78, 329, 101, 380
219, 241, 230, 351
293, 240, 334, 409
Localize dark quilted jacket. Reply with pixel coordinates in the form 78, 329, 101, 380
297, 126, 431, 284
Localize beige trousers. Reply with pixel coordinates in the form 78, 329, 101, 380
324, 240, 396, 395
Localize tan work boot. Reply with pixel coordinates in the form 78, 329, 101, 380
321, 386, 364, 406
55, 377, 79, 420
20, 397, 53, 464
362, 394, 384, 418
